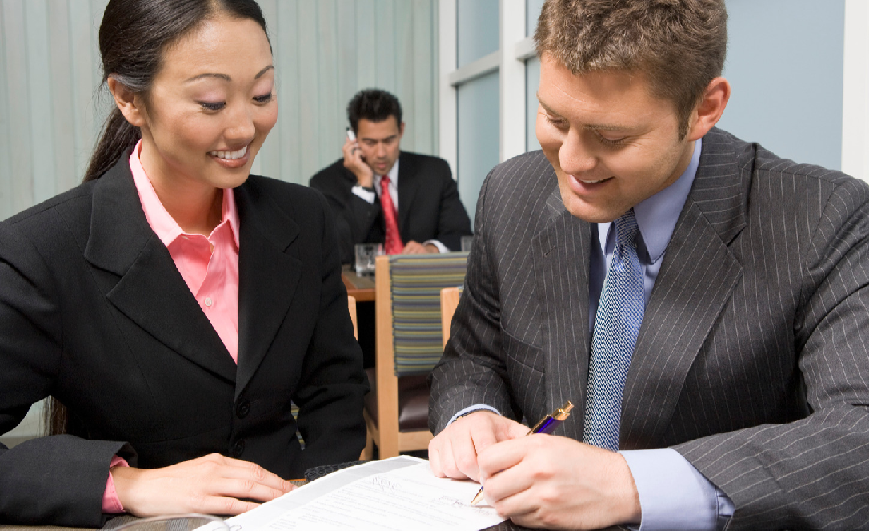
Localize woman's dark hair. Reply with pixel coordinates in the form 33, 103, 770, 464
347, 89, 403, 134
82, 0, 269, 182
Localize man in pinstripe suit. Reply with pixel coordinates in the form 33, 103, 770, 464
428, 1, 869, 529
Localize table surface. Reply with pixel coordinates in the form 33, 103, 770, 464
342, 269, 375, 302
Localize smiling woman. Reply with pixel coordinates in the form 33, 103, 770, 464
0, 0, 367, 527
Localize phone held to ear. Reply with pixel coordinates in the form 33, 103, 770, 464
346, 127, 356, 141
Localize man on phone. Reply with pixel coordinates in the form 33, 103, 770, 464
310, 89, 472, 265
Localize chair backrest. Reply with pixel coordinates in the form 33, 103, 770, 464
375, 253, 468, 377
348, 295, 358, 340
440, 287, 462, 348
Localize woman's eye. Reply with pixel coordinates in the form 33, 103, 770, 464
199, 101, 225, 111
254, 93, 274, 104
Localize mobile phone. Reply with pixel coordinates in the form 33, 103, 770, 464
346, 127, 356, 141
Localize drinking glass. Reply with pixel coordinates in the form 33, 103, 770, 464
354, 243, 383, 276
460, 235, 474, 252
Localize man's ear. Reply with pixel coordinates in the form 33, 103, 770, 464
399, 121, 406, 138
107, 76, 147, 128
686, 77, 730, 141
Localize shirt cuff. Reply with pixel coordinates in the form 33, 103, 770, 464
102, 455, 129, 514
447, 404, 501, 426
621, 448, 733, 531
351, 185, 376, 203
423, 239, 449, 253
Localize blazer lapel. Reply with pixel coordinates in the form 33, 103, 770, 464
84, 159, 237, 383
234, 181, 301, 399
620, 129, 746, 448
533, 187, 591, 441
396, 153, 420, 236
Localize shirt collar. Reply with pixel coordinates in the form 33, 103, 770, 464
597, 137, 702, 262
129, 140, 240, 248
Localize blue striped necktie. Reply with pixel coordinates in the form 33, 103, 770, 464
583, 209, 644, 451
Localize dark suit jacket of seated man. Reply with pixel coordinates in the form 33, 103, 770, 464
311, 151, 472, 265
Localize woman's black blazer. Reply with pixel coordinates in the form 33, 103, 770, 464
0, 156, 368, 526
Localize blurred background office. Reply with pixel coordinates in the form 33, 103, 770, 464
1, 0, 868, 444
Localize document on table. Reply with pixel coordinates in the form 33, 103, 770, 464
219, 456, 506, 530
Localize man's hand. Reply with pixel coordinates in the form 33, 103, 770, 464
429, 411, 528, 482
403, 241, 439, 254
342, 136, 374, 188
478, 435, 641, 530
111, 453, 295, 517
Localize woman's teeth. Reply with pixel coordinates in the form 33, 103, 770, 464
209, 146, 247, 160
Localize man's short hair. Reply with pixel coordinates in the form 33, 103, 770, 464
347, 89, 403, 133
535, 0, 727, 138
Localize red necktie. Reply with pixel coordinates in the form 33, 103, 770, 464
380, 175, 403, 254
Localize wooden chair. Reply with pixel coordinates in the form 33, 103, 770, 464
440, 287, 462, 348
348, 294, 358, 340
363, 253, 469, 459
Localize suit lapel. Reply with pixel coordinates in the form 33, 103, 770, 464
234, 180, 301, 399
84, 159, 237, 383
396, 153, 420, 235
533, 187, 591, 441
620, 129, 746, 448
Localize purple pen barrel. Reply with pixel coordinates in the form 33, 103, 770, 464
533, 416, 559, 434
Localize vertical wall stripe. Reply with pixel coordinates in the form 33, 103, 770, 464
3, 0, 33, 212
317, 0, 341, 174
0, 2, 11, 216
356, 0, 377, 90
48, 0, 76, 193
25, 0, 55, 203
68, 0, 95, 183
375, 0, 396, 90
277, 0, 301, 184
412, 0, 435, 154
297, 1, 320, 182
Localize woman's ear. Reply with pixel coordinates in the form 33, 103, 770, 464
107, 76, 147, 128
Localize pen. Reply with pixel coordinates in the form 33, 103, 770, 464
470, 400, 574, 505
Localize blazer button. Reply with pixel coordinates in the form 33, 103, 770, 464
232, 439, 246, 457
236, 399, 251, 419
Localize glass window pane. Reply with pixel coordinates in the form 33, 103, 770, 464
457, 0, 499, 68
526, 0, 545, 37
525, 56, 541, 152
457, 72, 500, 222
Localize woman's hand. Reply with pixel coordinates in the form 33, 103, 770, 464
111, 453, 295, 516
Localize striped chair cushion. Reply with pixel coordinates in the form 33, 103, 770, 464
389, 253, 468, 376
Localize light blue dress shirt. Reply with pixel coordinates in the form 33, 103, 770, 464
449, 138, 734, 530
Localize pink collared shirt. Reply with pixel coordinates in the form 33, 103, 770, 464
102, 141, 241, 512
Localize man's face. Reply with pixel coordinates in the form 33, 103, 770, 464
536, 54, 697, 223
356, 116, 404, 176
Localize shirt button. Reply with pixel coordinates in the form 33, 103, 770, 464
204, 297, 213, 307
236, 399, 251, 419
232, 439, 245, 457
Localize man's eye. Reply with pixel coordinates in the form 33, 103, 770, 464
199, 101, 225, 111
545, 114, 568, 129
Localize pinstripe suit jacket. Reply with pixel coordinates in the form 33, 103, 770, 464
429, 128, 869, 529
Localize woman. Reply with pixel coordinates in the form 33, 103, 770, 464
0, 0, 367, 526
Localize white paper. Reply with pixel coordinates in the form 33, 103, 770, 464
221, 456, 505, 531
